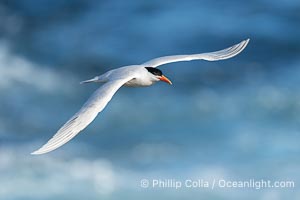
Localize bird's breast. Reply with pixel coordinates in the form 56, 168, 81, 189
124, 78, 154, 87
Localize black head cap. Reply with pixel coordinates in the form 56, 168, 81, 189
145, 67, 162, 76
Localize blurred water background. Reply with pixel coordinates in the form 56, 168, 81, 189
0, 0, 299, 199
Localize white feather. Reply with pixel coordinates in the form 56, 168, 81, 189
31, 77, 134, 155
143, 39, 249, 68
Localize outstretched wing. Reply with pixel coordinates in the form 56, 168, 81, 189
31, 77, 133, 155
143, 39, 249, 68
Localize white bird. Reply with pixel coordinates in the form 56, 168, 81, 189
31, 39, 250, 155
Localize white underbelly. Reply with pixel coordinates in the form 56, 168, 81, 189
124, 78, 154, 87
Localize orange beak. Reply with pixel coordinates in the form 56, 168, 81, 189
159, 75, 172, 85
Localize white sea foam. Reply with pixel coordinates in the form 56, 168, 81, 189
0, 41, 73, 93
0, 141, 298, 200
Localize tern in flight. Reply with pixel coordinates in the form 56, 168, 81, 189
32, 39, 250, 155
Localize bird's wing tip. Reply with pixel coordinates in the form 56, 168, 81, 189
237, 38, 250, 52
30, 151, 40, 155
30, 146, 51, 155
244, 38, 250, 44
30, 149, 44, 155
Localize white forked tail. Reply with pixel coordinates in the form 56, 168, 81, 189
80, 76, 100, 84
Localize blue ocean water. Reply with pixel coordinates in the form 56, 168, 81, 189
0, 0, 299, 199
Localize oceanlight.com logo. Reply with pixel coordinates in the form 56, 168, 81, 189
140, 179, 295, 190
